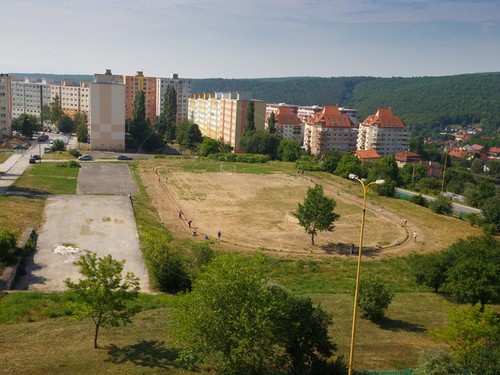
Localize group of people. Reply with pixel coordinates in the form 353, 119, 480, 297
179, 210, 221, 240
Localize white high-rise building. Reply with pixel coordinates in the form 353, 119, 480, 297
51, 80, 90, 117
0, 74, 12, 138
357, 108, 410, 156
156, 73, 192, 123
11, 78, 52, 119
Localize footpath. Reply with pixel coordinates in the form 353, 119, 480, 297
0, 143, 40, 194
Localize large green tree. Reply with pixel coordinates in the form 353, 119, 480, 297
75, 112, 89, 143
334, 153, 365, 179
357, 277, 394, 322
155, 85, 177, 141
277, 139, 301, 162
127, 90, 149, 141
176, 120, 203, 150
239, 130, 279, 158
49, 94, 63, 126
267, 111, 276, 134
293, 184, 340, 245
172, 253, 335, 374
58, 115, 76, 134
64, 252, 140, 348
367, 155, 400, 197
12, 114, 40, 138
244, 101, 255, 134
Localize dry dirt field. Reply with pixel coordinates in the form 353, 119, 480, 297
139, 158, 481, 258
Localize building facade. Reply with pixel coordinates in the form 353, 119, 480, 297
0, 74, 12, 138
267, 105, 304, 144
156, 73, 192, 123
11, 77, 52, 119
303, 105, 358, 155
124, 71, 156, 125
51, 80, 90, 117
89, 70, 125, 151
357, 108, 410, 156
188, 92, 266, 150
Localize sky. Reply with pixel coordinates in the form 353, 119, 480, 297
2, 0, 500, 79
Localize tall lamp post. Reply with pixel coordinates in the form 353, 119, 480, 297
347, 174, 385, 375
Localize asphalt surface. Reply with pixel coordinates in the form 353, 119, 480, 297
77, 163, 138, 195
15, 195, 150, 292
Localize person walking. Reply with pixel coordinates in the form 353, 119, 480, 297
188, 220, 192, 228
178, 210, 183, 219
413, 231, 417, 242
217, 230, 221, 240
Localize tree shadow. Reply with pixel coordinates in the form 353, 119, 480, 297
377, 317, 426, 333
320, 243, 383, 258
105, 340, 182, 369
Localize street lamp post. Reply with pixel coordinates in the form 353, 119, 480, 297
347, 174, 384, 375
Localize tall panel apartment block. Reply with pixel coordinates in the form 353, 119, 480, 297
124, 71, 156, 125
0, 74, 12, 138
156, 73, 192, 123
90, 70, 125, 151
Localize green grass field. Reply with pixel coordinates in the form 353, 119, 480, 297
42, 151, 76, 160
0, 152, 13, 164
9, 162, 79, 195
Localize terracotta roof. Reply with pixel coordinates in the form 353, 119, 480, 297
355, 150, 381, 160
489, 147, 500, 154
448, 148, 471, 159
274, 106, 302, 125
307, 105, 354, 128
361, 108, 406, 128
471, 144, 484, 151
395, 150, 422, 162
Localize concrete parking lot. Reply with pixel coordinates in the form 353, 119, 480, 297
77, 163, 138, 195
16, 195, 150, 292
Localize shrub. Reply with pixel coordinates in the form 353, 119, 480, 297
51, 139, 65, 151
409, 194, 428, 207
0, 229, 17, 265
56, 160, 80, 168
413, 349, 462, 375
207, 152, 270, 163
429, 195, 453, 215
357, 277, 394, 322
68, 149, 81, 158
295, 156, 326, 171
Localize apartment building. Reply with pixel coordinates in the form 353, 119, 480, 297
156, 73, 192, 123
188, 92, 266, 150
267, 106, 304, 144
51, 80, 90, 117
124, 71, 156, 125
89, 70, 125, 151
11, 77, 52, 119
357, 108, 410, 156
303, 105, 358, 155
0, 74, 12, 138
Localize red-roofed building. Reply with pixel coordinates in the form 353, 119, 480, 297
471, 144, 484, 152
267, 106, 304, 143
488, 147, 500, 159
355, 150, 381, 163
357, 108, 410, 156
395, 150, 422, 167
448, 148, 472, 159
303, 105, 358, 155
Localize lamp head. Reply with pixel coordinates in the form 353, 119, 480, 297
349, 174, 358, 180
375, 179, 385, 185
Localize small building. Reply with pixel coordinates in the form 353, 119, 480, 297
395, 150, 422, 167
354, 149, 381, 164
267, 106, 304, 144
488, 147, 500, 159
448, 148, 472, 159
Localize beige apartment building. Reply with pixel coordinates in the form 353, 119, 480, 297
156, 73, 192, 123
89, 70, 125, 151
188, 92, 265, 150
303, 105, 358, 155
357, 108, 410, 156
11, 77, 52, 119
267, 106, 304, 144
51, 80, 90, 117
0, 74, 12, 138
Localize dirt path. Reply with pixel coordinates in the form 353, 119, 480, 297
140, 163, 427, 259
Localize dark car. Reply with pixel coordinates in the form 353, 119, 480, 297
32, 154, 41, 160
29, 158, 37, 164
117, 155, 132, 160
78, 155, 93, 161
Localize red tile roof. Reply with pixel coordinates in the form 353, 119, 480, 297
274, 106, 302, 125
489, 147, 500, 154
471, 144, 484, 151
307, 105, 354, 128
395, 150, 422, 162
361, 108, 406, 128
448, 148, 471, 159
355, 150, 381, 160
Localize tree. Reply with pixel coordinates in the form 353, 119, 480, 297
409, 252, 448, 292
429, 195, 453, 215
357, 277, 394, 322
76, 119, 89, 143
64, 252, 140, 348
0, 229, 17, 265
481, 195, 500, 233
334, 153, 365, 179
244, 101, 255, 134
199, 137, 232, 156
267, 111, 276, 134
49, 94, 63, 126
40, 104, 51, 126
277, 139, 302, 162
12, 114, 40, 138
464, 181, 497, 208
413, 349, 462, 375
239, 130, 279, 159
172, 253, 335, 374
409, 194, 428, 207
127, 90, 149, 141
367, 155, 399, 197
293, 184, 340, 245
155, 85, 177, 141
58, 115, 76, 134
176, 121, 203, 150
431, 303, 500, 364
51, 139, 65, 151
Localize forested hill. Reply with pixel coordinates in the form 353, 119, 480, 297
11, 72, 500, 134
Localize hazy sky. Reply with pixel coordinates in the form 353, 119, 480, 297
2, 0, 500, 78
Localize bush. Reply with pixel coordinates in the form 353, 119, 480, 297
357, 277, 394, 322
409, 194, 428, 207
429, 195, 453, 215
0, 229, 17, 265
295, 156, 326, 171
51, 139, 65, 151
68, 149, 81, 158
207, 153, 270, 163
413, 349, 462, 375
56, 160, 80, 168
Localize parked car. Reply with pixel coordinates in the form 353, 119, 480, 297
29, 158, 37, 164
78, 155, 93, 161
31, 154, 41, 160
117, 155, 132, 160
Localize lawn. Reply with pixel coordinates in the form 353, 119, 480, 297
0, 195, 45, 234
42, 151, 76, 160
9, 162, 80, 195
0, 152, 13, 164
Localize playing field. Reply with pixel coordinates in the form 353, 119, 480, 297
139, 158, 481, 257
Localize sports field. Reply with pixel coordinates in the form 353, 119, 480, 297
139, 158, 481, 258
